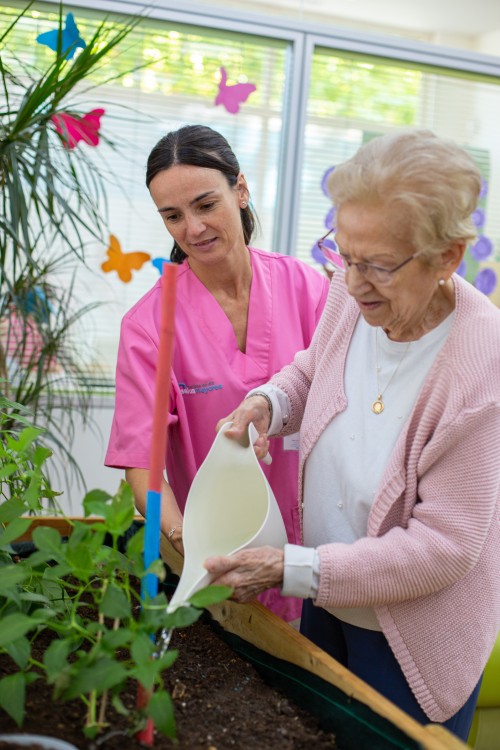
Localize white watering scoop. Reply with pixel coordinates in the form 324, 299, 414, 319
167, 421, 288, 612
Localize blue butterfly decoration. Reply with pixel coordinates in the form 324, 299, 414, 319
36, 13, 86, 60
152, 257, 170, 274
15, 287, 54, 325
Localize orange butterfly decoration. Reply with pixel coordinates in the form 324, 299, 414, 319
101, 235, 151, 283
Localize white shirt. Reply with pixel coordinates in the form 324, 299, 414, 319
274, 313, 454, 629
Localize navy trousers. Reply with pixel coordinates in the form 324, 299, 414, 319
300, 599, 481, 742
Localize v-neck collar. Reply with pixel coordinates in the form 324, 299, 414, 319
182, 248, 272, 382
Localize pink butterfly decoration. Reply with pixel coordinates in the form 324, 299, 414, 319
51, 108, 105, 149
215, 67, 256, 114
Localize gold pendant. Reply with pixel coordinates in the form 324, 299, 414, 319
372, 396, 384, 414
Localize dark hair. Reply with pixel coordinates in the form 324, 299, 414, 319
146, 125, 256, 263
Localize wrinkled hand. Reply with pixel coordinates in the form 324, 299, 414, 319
216, 395, 271, 461
204, 547, 284, 603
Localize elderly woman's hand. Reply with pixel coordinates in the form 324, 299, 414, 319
216, 394, 272, 461
204, 547, 284, 603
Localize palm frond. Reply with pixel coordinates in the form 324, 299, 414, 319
0, 2, 149, 486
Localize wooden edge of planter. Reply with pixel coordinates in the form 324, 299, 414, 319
160, 538, 468, 750
14, 515, 144, 542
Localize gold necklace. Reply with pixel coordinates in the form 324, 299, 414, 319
372, 329, 411, 415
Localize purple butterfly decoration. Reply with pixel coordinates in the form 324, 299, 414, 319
36, 13, 86, 61
475, 268, 497, 296
215, 67, 256, 114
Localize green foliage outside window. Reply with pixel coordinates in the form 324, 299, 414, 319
309, 49, 420, 124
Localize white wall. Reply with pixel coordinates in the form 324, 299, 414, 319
46, 396, 125, 515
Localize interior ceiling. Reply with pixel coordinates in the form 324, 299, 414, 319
244, 0, 500, 38
323, 0, 500, 37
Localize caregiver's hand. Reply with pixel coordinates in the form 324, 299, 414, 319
216, 394, 271, 461
204, 547, 284, 603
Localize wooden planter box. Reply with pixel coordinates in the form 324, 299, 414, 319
160, 539, 468, 750
13, 518, 467, 750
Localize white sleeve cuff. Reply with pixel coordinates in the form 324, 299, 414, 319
246, 384, 290, 434
282, 544, 320, 599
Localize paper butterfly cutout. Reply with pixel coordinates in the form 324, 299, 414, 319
36, 13, 86, 60
215, 67, 256, 114
19, 287, 54, 324
152, 257, 170, 274
51, 109, 105, 149
475, 268, 497, 296
101, 235, 151, 283
321, 166, 335, 197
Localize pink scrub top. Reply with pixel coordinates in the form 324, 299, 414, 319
105, 247, 329, 620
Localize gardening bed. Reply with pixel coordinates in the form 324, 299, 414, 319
0, 523, 468, 750
0, 610, 338, 749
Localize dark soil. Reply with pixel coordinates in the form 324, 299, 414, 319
0, 614, 339, 750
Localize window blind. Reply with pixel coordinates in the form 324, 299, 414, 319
296, 46, 500, 306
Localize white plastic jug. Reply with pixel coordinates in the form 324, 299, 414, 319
167, 421, 288, 612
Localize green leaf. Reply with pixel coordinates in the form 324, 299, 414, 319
106, 482, 136, 536
125, 524, 145, 557
0, 497, 27, 523
129, 638, 177, 683
131, 661, 157, 692
83, 724, 100, 740
111, 692, 128, 716
18, 549, 53, 567
43, 561, 71, 581
189, 585, 233, 608
164, 605, 202, 630
101, 628, 132, 650
64, 541, 94, 580
3, 636, 31, 670
68, 521, 95, 547
23, 479, 42, 508
147, 689, 176, 738
32, 444, 52, 468
62, 657, 128, 700
82, 489, 112, 519
0, 563, 30, 593
0, 613, 36, 646
6, 426, 44, 454
40, 573, 67, 609
28, 607, 56, 625
83, 483, 136, 537
131, 632, 155, 665
153, 649, 178, 672
19, 591, 51, 605
0, 516, 33, 546
43, 638, 71, 682
32, 526, 62, 557
142, 558, 167, 584
0, 462, 18, 479
139, 594, 172, 632
99, 584, 131, 620
0, 673, 27, 726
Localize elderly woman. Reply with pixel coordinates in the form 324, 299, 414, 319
206, 129, 500, 739
105, 125, 329, 623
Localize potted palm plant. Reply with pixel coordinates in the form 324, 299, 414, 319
0, 1, 142, 481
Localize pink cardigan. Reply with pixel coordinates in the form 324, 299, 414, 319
271, 272, 500, 722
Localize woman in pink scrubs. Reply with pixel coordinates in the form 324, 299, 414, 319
105, 125, 329, 621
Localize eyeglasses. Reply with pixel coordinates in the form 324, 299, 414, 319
317, 227, 344, 270
317, 227, 422, 285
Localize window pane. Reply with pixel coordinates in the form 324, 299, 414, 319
297, 47, 500, 308
1, 3, 290, 383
